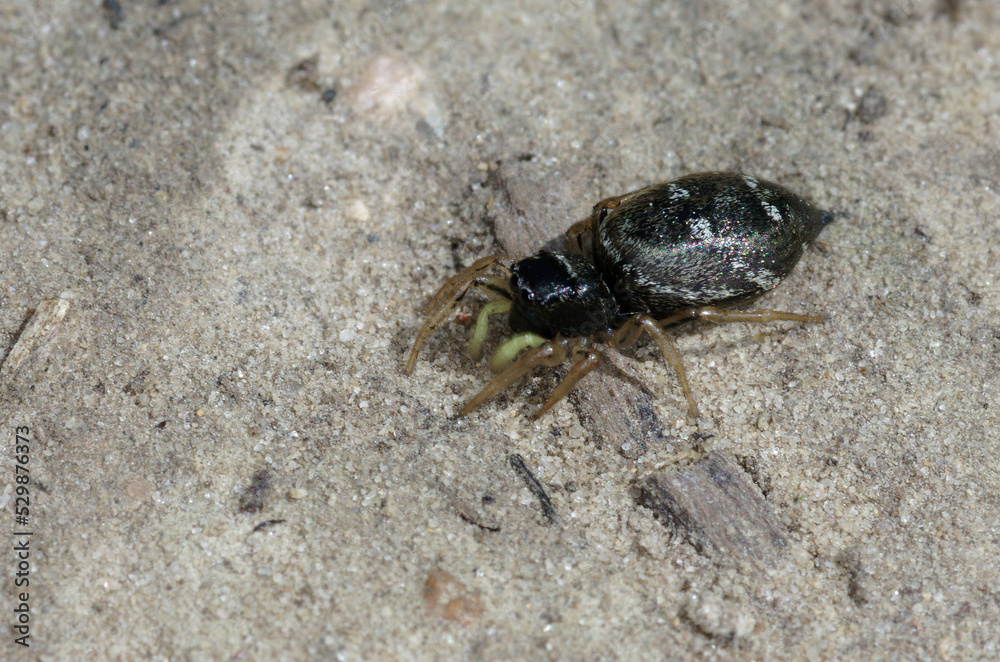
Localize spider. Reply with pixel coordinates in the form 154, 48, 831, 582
406, 172, 832, 419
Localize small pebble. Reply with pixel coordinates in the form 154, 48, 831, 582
345, 199, 370, 223
346, 54, 424, 114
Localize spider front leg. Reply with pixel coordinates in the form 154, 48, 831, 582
423, 255, 504, 315
459, 335, 571, 416
405, 256, 510, 374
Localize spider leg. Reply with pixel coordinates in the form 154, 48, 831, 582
612, 306, 823, 417
532, 344, 602, 419
613, 314, 700, 419
565, 217, 594, 257
592, 193, 627, 214
460, 339, 569, 416
656, 306, 825, 328
406, 296, 467, 374
423, 255, 505, 315
405, 256, 509, 374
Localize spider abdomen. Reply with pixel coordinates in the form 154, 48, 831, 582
595, 172, 831, 316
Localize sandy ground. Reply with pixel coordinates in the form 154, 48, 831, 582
1, 0, 999, 659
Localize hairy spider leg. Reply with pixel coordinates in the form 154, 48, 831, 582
459, 337, 572, 417
406, 255, 509, 374
613, 314, 700, 419
565, 217, 594, 257
532, 342, 602, 419
423, 255, 504, 315
615, 305, 826, 417
656, 306, 826, 328
565, 192, 631, 257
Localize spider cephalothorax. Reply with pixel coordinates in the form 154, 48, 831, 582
507, 251, 619, 338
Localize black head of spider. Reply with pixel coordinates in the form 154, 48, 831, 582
508, 251, 619, 338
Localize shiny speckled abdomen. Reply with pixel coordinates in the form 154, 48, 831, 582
595, 172, 831, 317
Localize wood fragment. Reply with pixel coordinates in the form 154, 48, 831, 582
509, 453, 556, 524
636, 450, 787, 570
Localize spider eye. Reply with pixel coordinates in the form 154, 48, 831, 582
519, 289, 532, 305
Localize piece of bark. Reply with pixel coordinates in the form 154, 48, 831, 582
636, 451, 788, 571
487, 164, 788, 569
483, 164, 574, 253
